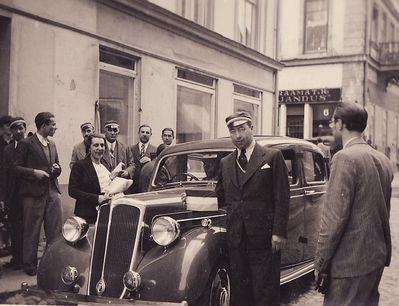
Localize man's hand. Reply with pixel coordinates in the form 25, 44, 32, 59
119, 170, 129, 178
314, 268, 320, 281
271, 235, 286, 254
33, 169, 50, 180
0, 201, 5, 211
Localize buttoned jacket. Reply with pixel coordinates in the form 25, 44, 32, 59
69, 155, 102, 222
315, 138, 393, 277
102, 140, 135, 178
216, 143, 290, 249
14, 134, 61, 196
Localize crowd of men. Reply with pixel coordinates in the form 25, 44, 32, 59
0, 102, 394, 306
0, 112, 174, 276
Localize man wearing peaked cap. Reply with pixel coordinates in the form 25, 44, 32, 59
216, 111, 290, 306
102, 120, 135, 179
0, 117, 26, 269
69, 122, 95, 169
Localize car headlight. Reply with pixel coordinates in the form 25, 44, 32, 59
62, 216, 89, 243
151, 216, 180, 246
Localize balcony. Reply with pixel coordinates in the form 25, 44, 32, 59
379, 42, 399, 68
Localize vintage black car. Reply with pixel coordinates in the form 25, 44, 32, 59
23, 136, 328, 305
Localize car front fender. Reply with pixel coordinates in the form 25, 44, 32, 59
136, 226, 227, 303
37, 233, 92, 294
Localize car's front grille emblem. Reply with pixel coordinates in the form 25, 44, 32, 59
96, 279, 106, 296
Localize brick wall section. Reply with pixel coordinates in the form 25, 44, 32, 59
343, 0, 366, 54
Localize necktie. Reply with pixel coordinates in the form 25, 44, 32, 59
238, 149, 247, 170
140, 143, 145, 158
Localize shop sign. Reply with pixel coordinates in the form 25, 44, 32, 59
279, 88, 341, 104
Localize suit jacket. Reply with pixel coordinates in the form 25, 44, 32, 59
69, 155, 102, 223
315, 138, 393, 278
130, 143, 157, 193
131, 142, 157, 166
102, 140, 135, 178
14, 134, 61, 196
0, 141, 17, 202
70, 141, 88, 169
216, 143, 290, 249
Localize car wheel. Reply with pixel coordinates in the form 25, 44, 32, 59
209, 267, 231, 306
197, 264, 231, 306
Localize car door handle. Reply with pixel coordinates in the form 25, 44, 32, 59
304, 190, 316, 195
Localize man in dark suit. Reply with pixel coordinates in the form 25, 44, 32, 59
102, 120, 134, 178
315, 102, 393, 305
0, 117, 26, 269
130, 124, 157, 193
216, 112, 290, 306
14, 112, 63, 276
69, 122, 94, 169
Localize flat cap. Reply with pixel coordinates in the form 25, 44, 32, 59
80, 122, 94, 130
225, 112, 252, 127
104, 120, 120, 129
9, 116, 26, 129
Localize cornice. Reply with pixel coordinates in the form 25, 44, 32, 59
280, 54, 368, 67
98, 0, 283, 71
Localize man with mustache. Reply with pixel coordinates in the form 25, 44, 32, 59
69, 122, 95, 169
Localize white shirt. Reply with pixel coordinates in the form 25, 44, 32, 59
236, 139, 256, 162
92, 162, 111, 193
36, 133, 49, 147
106, 140, 116, 153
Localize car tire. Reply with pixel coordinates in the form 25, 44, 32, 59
197, 263, 231, 306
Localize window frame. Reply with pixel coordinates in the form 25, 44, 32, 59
175, 71, 216, 143
232, 85, 262, 134
235, 0, 260, 49
303, 0, 329, 53
301, 149, 327, 185
98, 52, 137, 146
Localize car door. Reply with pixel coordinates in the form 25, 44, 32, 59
301, 149, 327, 260
274, 145, 305, 265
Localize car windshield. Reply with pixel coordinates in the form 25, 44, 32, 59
152, 150, 231, 188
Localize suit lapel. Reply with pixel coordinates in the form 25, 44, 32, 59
225, 151, 239, 189
31, 134, 50, 165
242, 143, 265, 186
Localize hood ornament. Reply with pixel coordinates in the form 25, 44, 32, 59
96, 278, 106, 296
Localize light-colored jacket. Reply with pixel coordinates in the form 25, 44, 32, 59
315, 138, 393, 278
70, 141, 87, 169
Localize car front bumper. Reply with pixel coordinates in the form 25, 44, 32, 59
21, 283, 188, 306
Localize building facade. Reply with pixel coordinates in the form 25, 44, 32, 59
278, 0, 399, 168
0, 0, 281, 194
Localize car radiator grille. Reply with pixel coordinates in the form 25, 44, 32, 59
89, 204, 140, 298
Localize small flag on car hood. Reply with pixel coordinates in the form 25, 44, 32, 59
185, 189, 218, 211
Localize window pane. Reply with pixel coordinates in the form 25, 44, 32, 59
303, 151, 326, 183
176, 86, 212, 143
234, 99, 259, 133
99, 70, 131, 144
304, 0, 328, 52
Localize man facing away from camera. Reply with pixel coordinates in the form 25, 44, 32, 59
216, 112, 290, 306
14, 112, 63, 276
315, 102, 393, 306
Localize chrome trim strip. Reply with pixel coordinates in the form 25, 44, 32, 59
290, 194, 305, 199
280, 262, 314, 285
173, 213, 226, 223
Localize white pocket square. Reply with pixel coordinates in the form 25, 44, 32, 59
261, 163, 271, 169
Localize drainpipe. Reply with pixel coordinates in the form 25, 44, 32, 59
274, 0, 281, 136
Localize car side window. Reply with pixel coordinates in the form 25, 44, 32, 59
303, 150, 326, 184
280, 149, 298, 186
